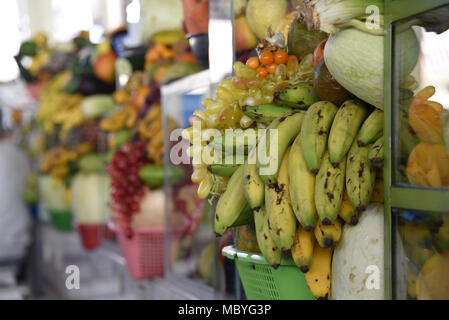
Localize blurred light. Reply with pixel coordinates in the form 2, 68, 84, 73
0, 0, 20, 82
90, 24, 104, 44
105, 0, 124, 31
126, 0, 141, 24
119, 74, 130, 87
51, 0, 94, 42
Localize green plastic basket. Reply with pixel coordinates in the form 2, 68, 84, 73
49, 210, 73, 231
222, 246, 315, 300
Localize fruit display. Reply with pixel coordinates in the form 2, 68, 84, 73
395, 211, 449, 300
181, 6, 396, 295
145, 31, 203, 84
40, 142, 92, 183
406, 87, 449, 189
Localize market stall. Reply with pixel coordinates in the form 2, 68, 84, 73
0, 0, 447, 301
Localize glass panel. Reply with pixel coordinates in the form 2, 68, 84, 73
393, 208, 449, 300
392, 5, 449, 190
161, 71, 220, 294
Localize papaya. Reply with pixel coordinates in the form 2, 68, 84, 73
408, 86, 445, 145
406, 143, 449, 188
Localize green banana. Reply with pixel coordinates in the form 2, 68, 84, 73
369, 136, 384, 167
257, 111, 305, 185
289, 133, 318, 231
357, 109, 384, 146
346, 140, 376, 212
300, 101, 338, 174
254, 206, 282, 268
208, 129, 259, 155
328, 99, 369, 166
243, 146, 265, 210
315, 151, 346, 225
214, 165, 247, 235
265, 148, 296, 252
208, 154, 247, 176
243, 104, 295, 125
274, 82, 320, 109
230, 203, 253, 227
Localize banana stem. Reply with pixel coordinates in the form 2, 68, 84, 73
339, 18, 385, 36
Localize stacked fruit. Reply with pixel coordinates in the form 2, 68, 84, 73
406, 86, 449, 188
213, 97, 385, 297
182, 42, 314, 200
37, 71, 83, 136
182, 33, 388, 297
107, 142, 147, 233
145, 30, 203, 84
398, 215, 449, 300
40, 142, 92, 183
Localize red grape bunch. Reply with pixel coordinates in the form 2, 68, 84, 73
107, 142, 147, 235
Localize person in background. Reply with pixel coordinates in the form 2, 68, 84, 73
0, 109, 31, 278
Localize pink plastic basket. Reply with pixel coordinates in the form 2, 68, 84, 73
116, 227, 184, 280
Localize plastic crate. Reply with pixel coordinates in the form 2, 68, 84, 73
77, 223, 107, 251
222, 246, 315, 300
116, 227, 183, 280
49, 210, 73, 231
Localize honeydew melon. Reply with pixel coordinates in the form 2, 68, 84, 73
324, 27, 420, 109
332, 203, 384, 300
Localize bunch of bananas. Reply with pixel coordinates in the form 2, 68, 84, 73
37, 71, 84, 137
137, 103, 178, 164
40, 142, 92, 182
100, 105, 137, 132
185, 63, 387, 298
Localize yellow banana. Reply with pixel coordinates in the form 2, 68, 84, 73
289, 133, 318, 231
314, 218, 342, 248
338, 192, 359, 225
357, 109, 384, 147
291, 225, 315, 273
305, 245, 333, 299
315, 151, 346, 225
300, 101, 338, 173
243, 146, 265, 210
214, 165, 247, 235
346, 139, 376, 212
257, 111, 305, 185
265, 148, 296, 252
254, 206, 282, 268
371, 179, 384, 204
328, 99, 369, 166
